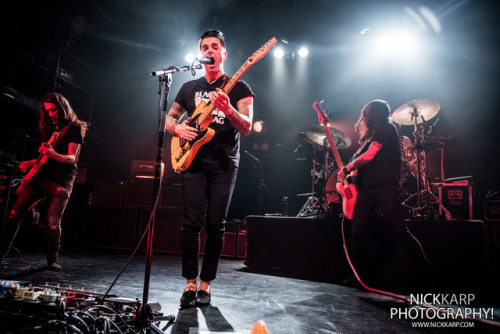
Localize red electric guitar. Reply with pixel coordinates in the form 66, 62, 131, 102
313, 102, 357, 219
16, 131, 60, 195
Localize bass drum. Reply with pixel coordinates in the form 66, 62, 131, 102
325, 169, 341, 204
399, 136, 418, 196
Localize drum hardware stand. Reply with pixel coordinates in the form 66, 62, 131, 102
297, 144, 328, 217
401, 109, 453, 220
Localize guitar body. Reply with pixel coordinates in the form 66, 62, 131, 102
170, 37, 277, 172
336, 172, 358, 220
16, 132, 59, 195
171, 100, 216, 172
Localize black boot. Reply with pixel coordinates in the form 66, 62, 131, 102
46, 229, 62, 271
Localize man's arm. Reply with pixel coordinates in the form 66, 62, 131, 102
39, 142, 81, 165
337, 141, 382, 181
210, 88, 253, 136
166, 101, 198, 141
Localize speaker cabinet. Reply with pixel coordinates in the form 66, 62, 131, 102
82, 205, 138, 250
439, 180, 473, 220
124, 178, 182, 209
138, 208, 183, 253
199, 220, 238, 258
0, 163, 14, 224
90, 180, 124, 206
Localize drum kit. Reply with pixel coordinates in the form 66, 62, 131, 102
296, 99, 452, 219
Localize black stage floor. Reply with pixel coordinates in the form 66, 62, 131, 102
1, 246, 500, 334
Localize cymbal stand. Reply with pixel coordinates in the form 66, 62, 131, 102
297, 145, 327, 217
401, 110, 453, 219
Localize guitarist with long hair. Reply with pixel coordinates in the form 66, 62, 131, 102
0, 93, 88, 271
165, 30, 254, 308
337, 100, 430, 287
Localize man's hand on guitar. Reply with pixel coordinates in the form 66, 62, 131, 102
175, 119, 198, 141
38, 142, 55, 157
209, 88, 232, 116
19, 160, 36, 173
337, 169, 347, 182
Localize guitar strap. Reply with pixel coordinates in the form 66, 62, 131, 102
349, 135, 374, 164
52, 124, 70, 147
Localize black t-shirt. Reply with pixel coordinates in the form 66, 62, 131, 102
357, 122, 401, 188
35, 123, 84, 188
174, 76, 254, 168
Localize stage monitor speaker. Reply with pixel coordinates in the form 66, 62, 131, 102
82, 205, 138, 250
90, 180, 124, 206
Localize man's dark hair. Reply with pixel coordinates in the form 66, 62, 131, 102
199, 29, 226, 48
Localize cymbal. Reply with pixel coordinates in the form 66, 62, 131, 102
392, 99, 440, 125
303, 125, 352, 149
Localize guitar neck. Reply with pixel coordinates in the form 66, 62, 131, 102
321, 123, 344, 170
221, 60, 252, 94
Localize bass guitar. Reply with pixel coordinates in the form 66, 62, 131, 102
16, 131, 60, 195
313, 102, 357, 219
171, 37, 277, 172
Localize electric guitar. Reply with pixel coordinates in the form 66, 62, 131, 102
16, 131, 60, 195
313, 102, 357, 219
171, 37, 277, 172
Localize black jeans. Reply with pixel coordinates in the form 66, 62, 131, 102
0, 179, 73, 258
180, 161, 238, 282
351, 184, 429, 283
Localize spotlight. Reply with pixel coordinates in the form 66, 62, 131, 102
273, 47, 285, 59
184, 53, 196, 63
252, 121, 265, 133
298, 47, 309, 58
372, 30, 419, 58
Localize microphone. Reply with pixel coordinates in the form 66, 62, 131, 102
197, 57, 215, 65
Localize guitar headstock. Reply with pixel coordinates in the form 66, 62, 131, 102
313, 102, 330, 125
247, 37, 277, 64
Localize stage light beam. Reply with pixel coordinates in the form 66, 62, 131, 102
298, 47, 309, 58
273, 47, 285, 59
372, 30, 419, 58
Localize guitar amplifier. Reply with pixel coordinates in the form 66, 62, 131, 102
439, 178, 473, 220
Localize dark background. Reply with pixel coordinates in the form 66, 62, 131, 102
1, 0, 499, 219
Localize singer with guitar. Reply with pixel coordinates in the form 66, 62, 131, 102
0, 93, 88, 271
337, 100, 430, 287
165, 30, 254, 308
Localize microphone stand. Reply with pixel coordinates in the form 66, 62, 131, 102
136, 62, 202, 332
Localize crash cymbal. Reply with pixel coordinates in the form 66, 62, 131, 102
392, 99, 440, 125
298, 132, 315, 145
304, 125, 352, 149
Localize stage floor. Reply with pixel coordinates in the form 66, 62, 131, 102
1, 248, 499, 333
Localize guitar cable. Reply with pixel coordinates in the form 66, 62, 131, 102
340, 216, 500, 329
